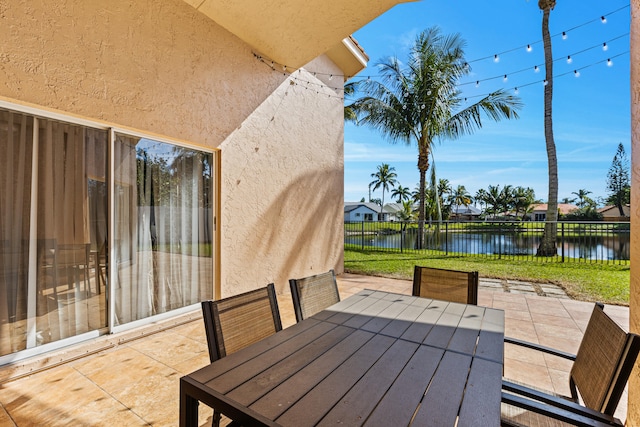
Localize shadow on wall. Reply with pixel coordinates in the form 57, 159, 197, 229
247, 166, 344, 288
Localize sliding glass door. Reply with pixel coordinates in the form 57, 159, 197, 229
0, 104, 215, 360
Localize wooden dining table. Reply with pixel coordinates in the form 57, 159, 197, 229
180, 289, 505, 426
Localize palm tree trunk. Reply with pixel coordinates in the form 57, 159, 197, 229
537, 0, 559, 257
417, 145, 429, 250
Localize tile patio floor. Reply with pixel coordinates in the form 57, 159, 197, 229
0, 273, 631, 426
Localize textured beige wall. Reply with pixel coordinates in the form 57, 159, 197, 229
0, 0, 345, 298
630, 1, 639, 424
220, 56, 345, 296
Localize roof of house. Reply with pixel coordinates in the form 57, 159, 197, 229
344, 202, 380, 213
598, 204, 631, 216
451, 204, 482, 215
531, 203, 578, 215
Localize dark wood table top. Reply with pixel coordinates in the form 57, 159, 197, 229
180, 289, 505, 426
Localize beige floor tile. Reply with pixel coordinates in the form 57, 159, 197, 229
503, 358, 554, 391
504, 318, 538, 342
113, 368, 182, 426
529, 311, 579, 329
503, 309, 532, 322
504, 342, 547, 367
525, 297, 570, 316
74, 346, 172, 391
0, 365, 147, 426
127, 330, 208, 368
547, 367, 572, 396
0, 405, 16, 427
537, 334, 582, 355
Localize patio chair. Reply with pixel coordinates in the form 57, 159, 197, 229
289, 269, 340, 322
201, 283, 282, 426
501, 302, 640, 427
412, 266, 478, 305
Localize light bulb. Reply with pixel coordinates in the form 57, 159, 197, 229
562, 32, 568, 40
475, 81, 479, 88
543, 80, 548, 86
607, 58, 613, 67
503, 75, 508, 82
526, 44, 532, 52
603, 42, 608, 51
514, 87, 519, 94
534, 65, 540, 73
567, 56, 572, 64
574, 70, 580, 77
601, 16, 607, 24
494, 54, 499, 63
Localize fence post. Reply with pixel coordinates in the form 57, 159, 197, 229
445, 222, 449, 255
561, 222, 565, 263
361, 221, 364, 250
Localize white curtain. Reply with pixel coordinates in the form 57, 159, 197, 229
0, 110, 33, 356
113, 135, 212, 325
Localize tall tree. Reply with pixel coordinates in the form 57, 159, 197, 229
369, 163, 397, 219
351, 27, 522, 247
606, 143, 631, 216
571, 189, 592, 208
391, 184, 412, 203
536, 0, 559, 257
451, 185, 472, 208
513, 186, 536, 221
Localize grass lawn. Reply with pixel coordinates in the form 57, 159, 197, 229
344, 249, 630, 305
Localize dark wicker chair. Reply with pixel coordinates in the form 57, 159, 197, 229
412, 266, 478, 305
501, 303, 640, 427
289, 269, 340, 322
201, 284, 282, 426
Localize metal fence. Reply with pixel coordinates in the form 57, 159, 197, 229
344, 220, 630, 264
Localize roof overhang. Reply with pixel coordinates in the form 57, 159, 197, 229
183, 0, 414, 75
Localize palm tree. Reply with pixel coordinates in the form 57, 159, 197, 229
369, 163, 397, 220
344, 82, 358, 122
483, 185, 503, 218
451, 185, 472, 208
475, 188, 488, 213
560, 196, 576, 204
537, 0, 559, 257
571, 189, 592, 208
513, 186, 536, 221
391, 185, 412, 203
351, 27, 522, 247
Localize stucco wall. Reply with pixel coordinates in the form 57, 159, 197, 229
630, 1, 639, 424
0, 0, 345, 297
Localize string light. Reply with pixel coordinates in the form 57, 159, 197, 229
543, 80, 548, 86
603, 42, 609, 51
494, 54, 500, 63
526, 44, 532, 52
475, 81, 479, 87
607, 58, 613, 67
567, 55, 572, 64
503, 74, 508, 82
574, 70, 580, 77
514, 87, 519, 94
601, 16, 607, 23
534, 65, 540, 73
464, 5, 628, 65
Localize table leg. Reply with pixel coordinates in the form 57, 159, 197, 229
180, 380, 199, 427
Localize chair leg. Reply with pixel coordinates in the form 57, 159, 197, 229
212, 410, 221, 427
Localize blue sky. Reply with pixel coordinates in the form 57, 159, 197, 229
344, 0, 631, 205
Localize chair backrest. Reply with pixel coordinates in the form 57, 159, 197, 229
412, 266, 478, 305
289, 269, 340, 322
201, 283, 282, 363
570, 302, 640, 415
